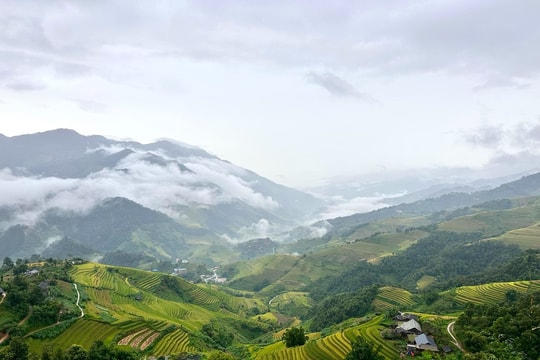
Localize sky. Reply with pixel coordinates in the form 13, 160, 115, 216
1, 0, 540, 188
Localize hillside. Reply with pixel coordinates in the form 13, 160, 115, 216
319, 173, 540, 243
1, 237, 539, 359
0, 129, 325, 262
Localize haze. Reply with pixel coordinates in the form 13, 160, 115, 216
1, 0, 540, 187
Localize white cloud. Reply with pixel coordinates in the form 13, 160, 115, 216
317, 194, 400, 220
1, 1, 540, 188
220, 218, 278, 244
0, 147, 280, 228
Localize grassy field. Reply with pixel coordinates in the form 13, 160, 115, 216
416, 275, 436, 290
438, 201, 540, 237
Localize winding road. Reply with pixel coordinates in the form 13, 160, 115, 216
73, 283, 84, 318
23, 282, 85, 338
447, 321, 465, 353
0, 282, 84, 344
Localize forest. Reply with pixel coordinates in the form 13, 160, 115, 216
456, 291, 540, 359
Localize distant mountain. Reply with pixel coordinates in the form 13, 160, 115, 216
0, 129, 326, 262
0, 197, 219, 261
322, 172, 540, 239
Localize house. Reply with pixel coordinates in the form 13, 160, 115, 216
394, 312, 419, 322
414, 334, 438, 352
0, 288, 4, 295
396, 319, 422, 334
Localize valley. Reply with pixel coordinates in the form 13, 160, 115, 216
1, 130, 540, 359
2, 189, 540, 359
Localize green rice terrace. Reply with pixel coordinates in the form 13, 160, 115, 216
1, 252, 540, 359
443, 280, 540, 305
2, 201, 540, 359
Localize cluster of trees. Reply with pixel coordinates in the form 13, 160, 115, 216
0, 338, 137, 360
158, 275, 194, 303
308, 285, 378, 331
456, 291, 540, 359
438, 249, 540, 289
308, 231, 524, 299
281, 327, 308, 347
1, 258, 75, 323
345, 336, 383, 360
202, 321, 235, 349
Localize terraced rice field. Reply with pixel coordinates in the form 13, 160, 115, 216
438, 203, 540, 237
372, 287, 414, 311
189, 287, 221, 308
453, 280, 540, 304
72, 264, 134, 296
345, 316, 398, 360
489, 222, 540, 249
152, 329, 194, 356
71, 264, 217, 329
256, 316, 397, 360
121, 266, 257, 313
130, 273, 162, 291
115, 319, 173, 351
49, 319, 121, 349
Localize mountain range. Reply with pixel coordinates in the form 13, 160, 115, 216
0, 129, 324, 263
3, 128, 540, 267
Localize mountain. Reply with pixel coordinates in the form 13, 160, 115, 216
314, 172, 540, 241
0, 129, 325, 261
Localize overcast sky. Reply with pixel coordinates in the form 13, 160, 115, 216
1, 0, 540, 187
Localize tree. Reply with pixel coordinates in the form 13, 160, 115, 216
282, 327, 308, 348
345, 336, 383, 360
2, 257, 14, 269
65, 345, 88, 360
5, 336, 29, 360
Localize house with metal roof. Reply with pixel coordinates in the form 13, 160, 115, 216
396, 319, 422, 334
414, 333, 438, 352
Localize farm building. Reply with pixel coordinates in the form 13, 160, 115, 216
414, 334, 438, 352
394, 312, 419, 322
396, 319, 422, 334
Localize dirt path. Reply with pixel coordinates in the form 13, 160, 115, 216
447, 321, 466, 353
0, 305, 33, 344
73, 283, 84, 318
18, 306, 33, 326
0, 292, 6, 304
24, 283, 84, 338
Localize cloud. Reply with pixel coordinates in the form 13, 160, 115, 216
220, 218, 285, 244
306, 71, 376, 101
464, 126, 504, 147
73, 99, 107, 113
473, 74, 531, 91
2, 1, 538, 93
5, 80, 45, 91
464, 120, 540, 150
183, 157, 279, 210
318, 194, 392, 220
0, 147, 280, 227
461, 120, 540, 177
